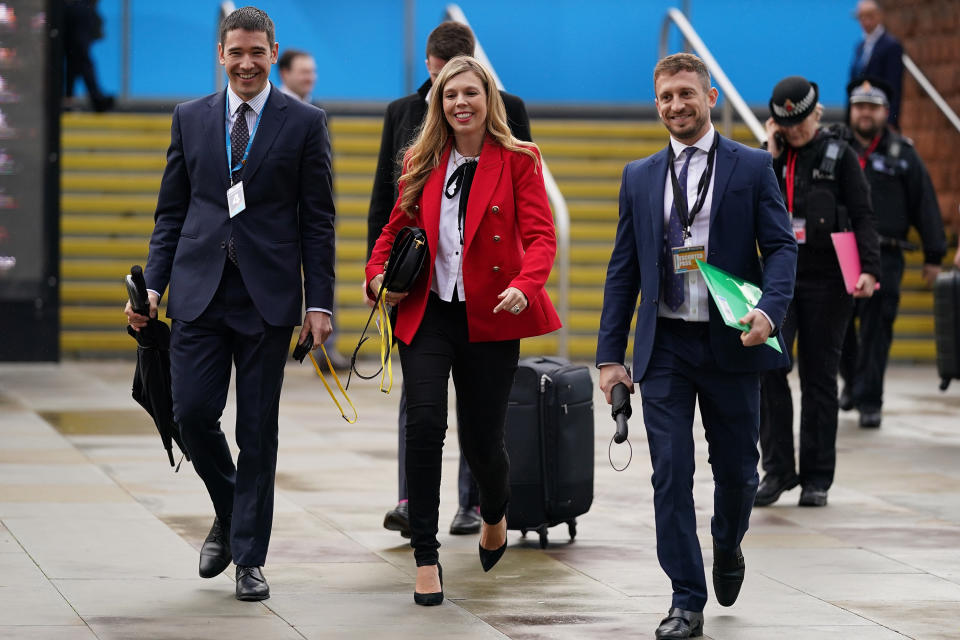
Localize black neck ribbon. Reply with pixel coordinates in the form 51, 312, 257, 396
668, 133, 720, 238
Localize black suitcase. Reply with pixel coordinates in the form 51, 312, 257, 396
503, 356, 594, 548
934, 270, 960, 390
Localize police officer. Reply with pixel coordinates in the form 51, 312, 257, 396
756, 76, 880, 508
837, 78, 946, 428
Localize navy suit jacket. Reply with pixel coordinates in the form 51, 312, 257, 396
145, 84, 336, 327
596, 134, 797, 381
851, 30, 903, 126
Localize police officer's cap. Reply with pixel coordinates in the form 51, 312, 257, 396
769, 76, 819, 126
847, 76, 891, 107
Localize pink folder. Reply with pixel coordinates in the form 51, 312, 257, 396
831, 231, 876, 295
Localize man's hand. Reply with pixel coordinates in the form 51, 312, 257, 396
599, 364, 634, 405
738, 309, 773, 347
299, 311, 332, 350
853, 272, 878, 298
124, 291, 159, 332
764, 117, 783, 158
922, 264, 941, 287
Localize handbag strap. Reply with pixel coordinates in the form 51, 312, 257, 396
347, 282, 394, 394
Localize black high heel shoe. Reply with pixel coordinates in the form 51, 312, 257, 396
413, 563, 443, 606
478, 516, 508, 572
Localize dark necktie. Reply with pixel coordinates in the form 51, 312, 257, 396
227, 103, 250, 266
664, 146, 697, 311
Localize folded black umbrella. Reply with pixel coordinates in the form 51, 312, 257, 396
126, 266, 190, 467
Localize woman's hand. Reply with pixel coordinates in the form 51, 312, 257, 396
368, 273, 408, 306
853, 272, 878, 298
765, 117, 783, 158
493, 286, 528, 315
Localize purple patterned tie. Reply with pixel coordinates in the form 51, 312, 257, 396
664, 147, 697, 311
227, 103, 249, 267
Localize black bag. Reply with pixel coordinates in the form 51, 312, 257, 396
934, 270, 960, 391
383, 226, 428, 293
504, 356, 594, 548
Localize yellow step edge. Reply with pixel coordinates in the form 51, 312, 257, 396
61, 194, 372, 216
61, 153, 377, 175
61, 173, 376, 196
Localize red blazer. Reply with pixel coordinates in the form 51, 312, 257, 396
366, 137, 562, 344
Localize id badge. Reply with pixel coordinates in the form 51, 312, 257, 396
671, 245, 706, 273
791, 216, 806, 245
227, 181, 246, 218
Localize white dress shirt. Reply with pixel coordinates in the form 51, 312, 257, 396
431, 149, 475, 301
659, 125, 716, 322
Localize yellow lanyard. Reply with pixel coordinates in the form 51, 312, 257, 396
376, 295, 394, 394
306, 345, 358, 423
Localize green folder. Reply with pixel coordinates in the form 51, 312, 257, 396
695, 260, 782, 353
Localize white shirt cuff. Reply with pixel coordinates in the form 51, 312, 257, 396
755, 308, 775, 333
306, 308, 332, 316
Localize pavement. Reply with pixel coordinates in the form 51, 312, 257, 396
1, 360, 959, 639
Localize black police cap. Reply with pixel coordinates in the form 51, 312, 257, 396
769, 76, 819, 126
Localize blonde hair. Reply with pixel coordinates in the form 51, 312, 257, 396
398, 56, 539, 217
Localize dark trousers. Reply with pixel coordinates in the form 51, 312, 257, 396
760, 273, 853, 490
839, 248, 904, 412
640, 318, 761, 612
398, 293, 518, 566
397, 385, 480, 508
170, 261, 293, 567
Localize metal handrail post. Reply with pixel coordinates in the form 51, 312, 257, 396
902, 53, 960, 135
444, 4, 570, 358
660, 7, 766, 143
121, 0, 130, 99
215, 2, 236, 92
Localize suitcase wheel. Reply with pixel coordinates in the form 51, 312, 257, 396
537, 525, 549, 549
567, 519, 577, 540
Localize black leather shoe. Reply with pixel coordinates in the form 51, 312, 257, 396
449, 506, 482, 535
839, 386, 854, 411
198, 516, 231, 578
413, 563, 443, 606
655, 607, 704, 639
383, 502, 410, 538
235, 565, 270, 601
799, 486, 828, 507
712, 541, 745, 607
754, 473, 799, 507
859, 410, 882, 428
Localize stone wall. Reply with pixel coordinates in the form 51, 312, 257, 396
885, 0, 960, 237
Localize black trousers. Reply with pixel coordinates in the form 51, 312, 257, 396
641, 319, 761, 612
398, 292, 518, 566
170, 261, 293, 567
839, 248, 904, 412
396, 385, 480, 508
760, 272, 853, 491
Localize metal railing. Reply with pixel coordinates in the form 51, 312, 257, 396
659, 7, 766, 143
445, 4, 571, 358
902, 53, 960, 135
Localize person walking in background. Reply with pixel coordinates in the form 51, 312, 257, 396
63, 0, 114, 112
849, 0, 903, 127
278, 49, 317, 103
368, 21, 532, 540
366, 56, 560, 606
837, 77, 946, 428
124, 7, 336, 601
596, 53, 797, 639
757, 76, 880, 510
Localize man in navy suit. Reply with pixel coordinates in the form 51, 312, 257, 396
596, 53, 797, 639
849, 0, 904, 127
125, 6, 335, 601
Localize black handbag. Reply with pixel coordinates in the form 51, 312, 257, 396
382, 226, 429, 293
348, 226, 429, 389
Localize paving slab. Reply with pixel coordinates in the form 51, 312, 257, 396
0, 361, 958, 639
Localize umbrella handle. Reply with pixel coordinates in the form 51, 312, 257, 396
127, 265, 149, 316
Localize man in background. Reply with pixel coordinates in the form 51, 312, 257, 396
837, 78, 946, 428
849, 0, 904, 127
367, 21, 531, 540
278, 49, 316, 103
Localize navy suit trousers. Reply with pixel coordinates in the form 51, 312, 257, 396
640, 318, 761, 611
170, 260, 293, 567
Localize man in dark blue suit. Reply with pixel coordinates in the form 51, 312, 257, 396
596, 53, 797, 639
125, 7, 336, 601
849, 0, 904, 127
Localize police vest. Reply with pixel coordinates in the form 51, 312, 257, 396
788, 132, 850, 250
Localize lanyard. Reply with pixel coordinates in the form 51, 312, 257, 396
224, 92, 267, 185
785, 149, 798, 214
668, 133, 719, 237
857, 134, 882, 169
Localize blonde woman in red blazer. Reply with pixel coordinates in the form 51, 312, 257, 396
366, 56, 561, 605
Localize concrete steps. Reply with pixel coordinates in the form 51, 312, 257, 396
58, 112, 942, 362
